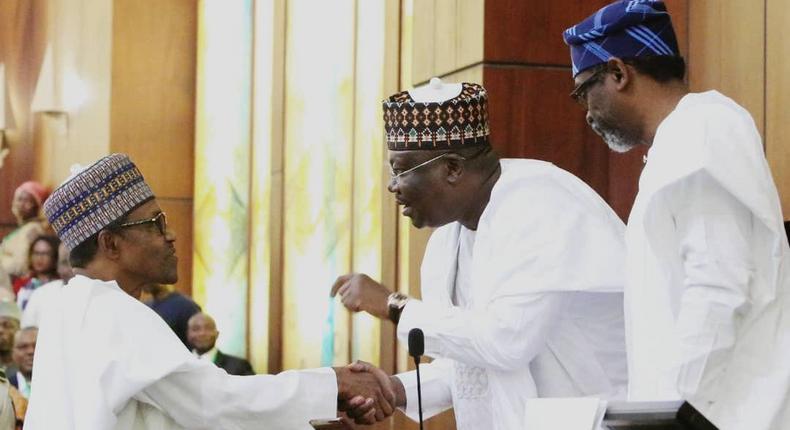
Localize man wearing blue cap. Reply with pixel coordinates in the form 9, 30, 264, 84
565, 1, 790, 429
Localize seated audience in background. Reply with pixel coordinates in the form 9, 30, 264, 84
22, 242, 73, 328
12, 235, 61, 311
7, 327, 36, 399
0, 302, 20, 369
144, 284, 201, 348
0, 182, 49, 282
187, 312, 254, 376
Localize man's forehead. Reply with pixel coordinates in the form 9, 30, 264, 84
189, 313, 216, 327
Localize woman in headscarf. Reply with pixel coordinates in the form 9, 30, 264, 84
0, 182, 49, 284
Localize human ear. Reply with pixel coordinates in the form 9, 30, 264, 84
444, 153, 465, 184
97, 230, 122, 261
606, 57, 631, 91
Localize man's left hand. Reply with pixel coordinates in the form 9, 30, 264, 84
331, 273, 391, 320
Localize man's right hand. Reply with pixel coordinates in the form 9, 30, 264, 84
334, 361, 396, 424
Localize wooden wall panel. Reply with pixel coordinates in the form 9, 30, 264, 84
484, 0, 613, 65
110, 0, 197, 199
766, 0, 790, 218
111, 0, 197, 294
0, 1, 48, 231
688, 1, 765, 136
484, 66, 610, 201
407, 0, 484, 86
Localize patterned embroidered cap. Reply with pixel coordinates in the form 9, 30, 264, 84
563, 0, 680, 77
43, 154, 154, 251
383, 79, 489, 150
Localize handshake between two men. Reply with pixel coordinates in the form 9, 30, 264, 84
334, 361, 406, 425
331, 273, 415, 425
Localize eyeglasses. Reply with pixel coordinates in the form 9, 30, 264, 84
389, 146, 489, 182
389, 152, 452, 181
570, 67, 607, 106
116, 212, 168, 236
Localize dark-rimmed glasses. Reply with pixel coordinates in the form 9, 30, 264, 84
116, 212, 168, 236
570, 67, 607, 106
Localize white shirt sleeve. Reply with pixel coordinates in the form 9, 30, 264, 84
397, 293, 568, 372
395, 358, 454, 422
140, 364, 338, 429
665, 171, 754, 400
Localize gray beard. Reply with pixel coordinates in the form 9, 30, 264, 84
592, 122, 639, 153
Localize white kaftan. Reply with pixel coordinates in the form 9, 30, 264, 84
25, 275, 337, 430
626, 90, 790, 429
395, 159, 628, 430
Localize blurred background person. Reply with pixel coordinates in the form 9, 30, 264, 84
0, 182, 49, 284
0, 302, 20, 370
12, 235, 60, 311
7, 327, 36, 399
21, 242, 73, 328
187, 312, 254, 376
144, 284, 201, 349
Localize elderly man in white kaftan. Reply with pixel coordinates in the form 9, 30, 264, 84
566, 2, 790, 429
26, 154, 396, 430
332, 80, 628, 430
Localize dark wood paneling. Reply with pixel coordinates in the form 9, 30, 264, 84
483, 66, 610, 201
484, 0, 614, 65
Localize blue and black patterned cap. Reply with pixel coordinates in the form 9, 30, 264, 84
563, 0, 680, 77
43, 154, 154, 250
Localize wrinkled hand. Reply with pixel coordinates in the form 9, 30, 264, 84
330, 273, 391, 320
335, 361, 396, 424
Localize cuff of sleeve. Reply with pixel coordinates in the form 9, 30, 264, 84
301, 367, 340, 420
395, 371, 420, 421
397, 299, 442, 357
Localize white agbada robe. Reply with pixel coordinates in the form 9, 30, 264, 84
626, 90, 790, 429
395, 159, 628, 430
25, 275, 337, 430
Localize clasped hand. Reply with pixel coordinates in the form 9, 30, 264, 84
335, 361, 400, 425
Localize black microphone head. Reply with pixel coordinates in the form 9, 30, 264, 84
408, 328, 424, 357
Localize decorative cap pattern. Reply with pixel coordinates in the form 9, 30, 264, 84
43, 154, 154, 250
383, 82, 490, 151
563, 0, 680, 77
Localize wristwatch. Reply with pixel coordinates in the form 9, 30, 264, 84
387, 292, 409, 324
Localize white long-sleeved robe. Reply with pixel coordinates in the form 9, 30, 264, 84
25, 275, 337, 430
395, 159, 628, 430
626, 90, 790, 429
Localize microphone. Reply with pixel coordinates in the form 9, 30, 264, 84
408, 328, 425, 430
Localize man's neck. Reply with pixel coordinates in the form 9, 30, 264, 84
72, 266, 148, 300
20, 370, 31, 381
640, 82, 689, 145
458, 159, 502, 231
